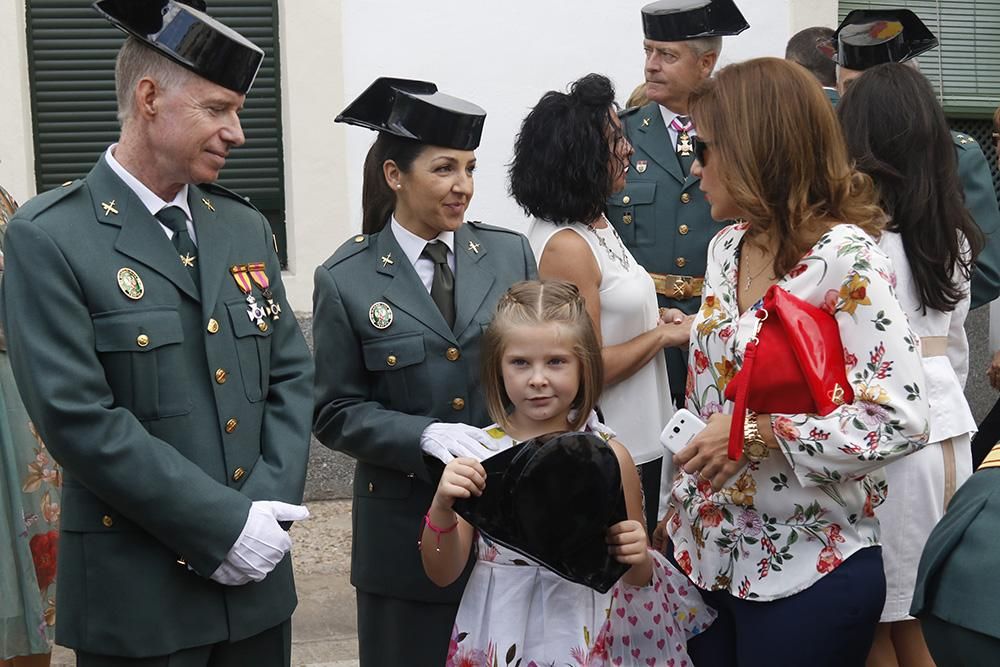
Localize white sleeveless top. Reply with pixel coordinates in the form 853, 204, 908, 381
527, 219, 672, 465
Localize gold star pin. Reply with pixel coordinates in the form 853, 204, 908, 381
468, 241, 480, 254
202, 198, 215, 212
101, 200, 119, 216
380, 253, 394, 267
642, 117, 651, 127
180, 253, 196, 267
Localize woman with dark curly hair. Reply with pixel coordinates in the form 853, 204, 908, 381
513, 73, 692, 531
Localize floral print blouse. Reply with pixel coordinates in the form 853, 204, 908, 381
668, 222, 929, 601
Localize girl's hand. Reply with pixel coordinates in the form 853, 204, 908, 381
988, 350, 1000, 391
606, 519, 650, 566
431, 457, 486, 512
673, 412, 747, 490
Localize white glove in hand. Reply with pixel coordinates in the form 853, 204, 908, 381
420, 422, 499, 463
210, 500, 310, 586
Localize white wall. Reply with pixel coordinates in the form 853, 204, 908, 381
0, 0, 36, 205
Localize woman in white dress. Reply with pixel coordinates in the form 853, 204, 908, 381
509, 74, 692, 530
838, 63, 983, 667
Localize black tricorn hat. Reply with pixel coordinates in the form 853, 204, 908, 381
452, 431, 629, 593
832, 9, 938, 70
642, 0, 749, 42
335, 77, 487, 151
93, 0, 264, 94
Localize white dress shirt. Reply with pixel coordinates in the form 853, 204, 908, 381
104, 145, 197, 244
390, 216, 455, 294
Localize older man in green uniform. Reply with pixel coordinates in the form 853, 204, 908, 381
833, 8, 1000, 309
607, 0, 749, 408
0, 1, 313, 665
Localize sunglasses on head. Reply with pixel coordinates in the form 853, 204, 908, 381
693, 136, 711, 166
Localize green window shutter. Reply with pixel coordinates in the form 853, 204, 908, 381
25, 0, 287, 265
838, 1, 1000, 117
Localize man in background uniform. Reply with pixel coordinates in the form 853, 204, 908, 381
608, 0, 749, 409
0, 1, 313, 664
832, 8, 1000, 309
786, 26, 839, 105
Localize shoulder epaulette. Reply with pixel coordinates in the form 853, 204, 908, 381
952, 131, 978, 150
12, 180, 85, 220
466, 220, 523, 236
324, 233, 371, 268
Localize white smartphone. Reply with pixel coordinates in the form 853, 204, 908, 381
660, 409, 706, 455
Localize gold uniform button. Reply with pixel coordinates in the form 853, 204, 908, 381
354, 235, 365, 243
386, 355, 398, 367
136, 334, 150, 348
233, 467, 245, 482
622, 213, 633, 225
676, 257, 687, 268
452, 397, 466, 411
102, 515, 114, 528
622, 195, 631, 205
257, 321, 269, 333
207, 318, 220, 334
678, 224, 690, 235
446, 347, 460, 361
680, 193, 691, 204
225, 418, 238, 433
215, 369, 228, 384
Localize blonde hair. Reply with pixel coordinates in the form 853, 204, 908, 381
481, 280, 603, 433
689, 57, 885, 277
115, 36, 196, 125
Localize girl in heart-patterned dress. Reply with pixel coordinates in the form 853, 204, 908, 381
421, 281, 714, 666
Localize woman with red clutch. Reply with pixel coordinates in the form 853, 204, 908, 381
665, 58, 930, 666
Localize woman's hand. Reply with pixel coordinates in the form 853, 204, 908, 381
673, 412, 747, 490
431, 457, 486, 512
988, 350, 1000, 391
657, 313, 695, 348
606, 519, 650, 566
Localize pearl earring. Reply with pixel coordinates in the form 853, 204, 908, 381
395, 184, 402, 190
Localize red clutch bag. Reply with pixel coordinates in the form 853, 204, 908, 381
723, 285, 854, 460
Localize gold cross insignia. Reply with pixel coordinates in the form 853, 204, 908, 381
202, 198, 215, 212
642, 117, 651, 127
468, 241, 480, 254
380, 253, 394, 267
101, 200, 119, 216
180, 253, 197, 267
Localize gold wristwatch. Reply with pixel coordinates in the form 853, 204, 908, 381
743, 410, 769, 463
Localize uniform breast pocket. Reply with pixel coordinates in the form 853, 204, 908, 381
93, 306, 191, 420
225, 298, 273, 402
606, 181, 657, 246
362, 331, 429, 411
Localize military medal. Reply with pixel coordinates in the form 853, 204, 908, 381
117, 267, 144, 300
230, 264, 269, 328
677, 132, 693, 156
636, 160, 647, 173
248, 261, 281, 321
369, 302, 393, 330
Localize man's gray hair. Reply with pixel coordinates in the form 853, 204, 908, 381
687, 36, 723, 59
115, 36, 195, 125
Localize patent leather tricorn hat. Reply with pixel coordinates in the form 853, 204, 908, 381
335, 77, 487, 151
93, 0, 264, 94
452, 431, 629, 593
641, 0, 749, 42
831, 9, 938, 70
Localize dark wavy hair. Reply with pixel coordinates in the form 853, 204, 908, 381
838, 63, 983, 313
361, 132, 426, 234
508, 74, 624, 224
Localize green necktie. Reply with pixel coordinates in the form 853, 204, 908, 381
156, 206, 200, 290
422, 241, 455, 328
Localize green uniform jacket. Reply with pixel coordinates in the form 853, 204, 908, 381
911, 466, 1000, 640
954, 131, 1000, 309
606, 101, 717, 316
0, 158, 314, 657
312, 222, 536, 603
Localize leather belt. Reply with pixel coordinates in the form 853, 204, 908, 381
920, 336, 947, 358
650, 272, 704, 300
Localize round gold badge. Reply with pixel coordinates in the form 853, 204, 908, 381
117, 268, 144, 300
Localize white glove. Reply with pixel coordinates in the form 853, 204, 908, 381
583, 409, 616, 439
420, 422, 499, 463
210, 500, 310, 586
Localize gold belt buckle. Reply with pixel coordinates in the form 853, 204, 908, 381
671, 275, 693, 299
